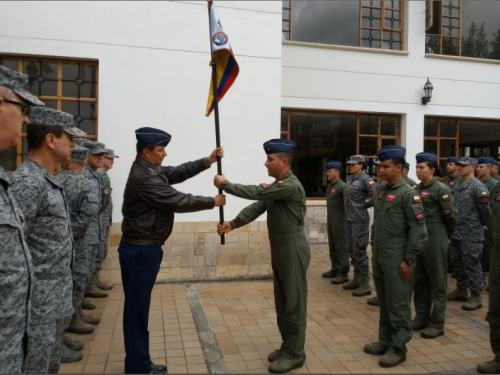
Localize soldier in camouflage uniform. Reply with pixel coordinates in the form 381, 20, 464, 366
403, 162, 418, 189
75, 139, 109, 299
58, 145, 101, 343
0, 65, 43, 373
477, 182, 500, 374
94, 148, 119, 291
364, 146, 428, 368
216, 139, 310, 374
412, 153, 458, 339
442, 156, 462, 189
10, 107, 85, 373
448, 157, 491, 311
322, 161, 349, 284
343, 155, 375, 297
477, 157, 499, 278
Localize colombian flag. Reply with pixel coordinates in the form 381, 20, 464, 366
205, 4, 239, 117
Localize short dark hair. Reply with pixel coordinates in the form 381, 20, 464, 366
275, 152, 293, 165
27, 125, 64, 151
391, 158, 406, 168
136, 142, 156, 155
425, 161, 444, 178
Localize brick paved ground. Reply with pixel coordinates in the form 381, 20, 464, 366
60, 244, 493, 374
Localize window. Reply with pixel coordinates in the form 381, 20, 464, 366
426, 1, 500, 60
282, 1, 405, 50
281, 110, 401, 198
423, 118, 459, 170
0, 56, 98, 172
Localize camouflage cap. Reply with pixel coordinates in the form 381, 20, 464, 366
70, 145, 89, 161
457, 156, 478, 166
346, 155, 366, 165
29, 107, 86, 137
75, 138, 105, 154
0, 65, 45, 106
104, 148, 119, 159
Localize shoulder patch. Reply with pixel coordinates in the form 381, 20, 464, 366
277, 180, 285, 187
260, 183, 270, 189
442, 194, 450, 201
481, 191, 489, 197
377, 190, 385, 200
444, 209, 452, 216
480, 196, 489, 205
413, 195, 421, 203
496, 191, 500, 202
369, 180, 375, 185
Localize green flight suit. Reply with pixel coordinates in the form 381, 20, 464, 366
481, 177, 499, 273
221, 170, 310, 357
442, 173, 462, 190
404, 176, 418, 189
413, 179, 458, 329
492, 174, 500, 183
326, 179, 349, 276
372, 179, 428, 353
488, 183, 500, 361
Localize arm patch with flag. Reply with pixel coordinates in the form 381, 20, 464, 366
205, 4, 239, 117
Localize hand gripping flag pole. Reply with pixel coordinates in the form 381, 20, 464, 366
206, 0, 239, 245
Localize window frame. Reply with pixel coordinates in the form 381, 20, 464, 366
425, 1, 462, 56
423, 117, 460, 167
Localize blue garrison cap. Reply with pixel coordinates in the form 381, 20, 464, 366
447, 156, 459, 163
377, 145, 406, 161
404, 162, 410, 170
263, 139, 296, 155
135, 127, 172, 147
478, 156, 497, 165
416, 152, 438, 163
326, 161, 342, 170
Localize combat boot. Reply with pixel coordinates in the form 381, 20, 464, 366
331, 274, 349, 285
478, 360, 500, 374
343, 271, 361, 290
463, 296, 483, 311
363, 342, 388, 355
322, 269, 337, 278
447, 288, 469, 302
81, 297, 96, 310
96, 270, 113, 291
63, 335, 84, 351
379, 348, 406, 368
269, 352, 305, 374
411, 319, 428, 331
352, 275, 371, 297
421, 326, 444, 339
67, 311, 95, 334
61, 344, 83, 363
85, 274, 108, 298
81, 309, 101, 325
268, 349, 282, 363
367, 296, 379, 306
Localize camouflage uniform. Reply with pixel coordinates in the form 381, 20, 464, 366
326, 179, 349, 276
11, 159, 74, 374
97, 170, 112, 267
451, 178, 491, 297
57, 170, 100, 310
344, 172, 375, 277
0, 167, 33, 374
82, 165, 102, 275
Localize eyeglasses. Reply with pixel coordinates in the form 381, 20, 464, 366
1, 97, 32, 116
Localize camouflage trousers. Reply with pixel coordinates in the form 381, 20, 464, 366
450, 239, 484, 297
0, 330, 25, 373
74, 272, 92, 310
95, 227, 110, 271
345, 220, 370, 277
25, 316, 70, 374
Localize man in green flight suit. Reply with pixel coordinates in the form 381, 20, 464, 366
322, 161, 349, 284
364, 146, 428, 368
491, 160, 500, 182
403, 162, 418, 189
215, 139, 310, 374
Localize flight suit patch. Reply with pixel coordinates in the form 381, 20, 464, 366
386, 195, 396, 202
449, 181, 455, 187
277, 181, 285, 187
416, 212, 424, 220
378, 190, 385, 200
369, 180, 376, 191
413, 195, 421, 203
420, 192, 429, 198
260, 183, 270, 189
442, 194, 450, 201
496, 191, 500, 202
444, 209, 452, 215
330, 188, 336, 194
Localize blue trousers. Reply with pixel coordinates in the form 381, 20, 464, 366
119, 241, 163, 374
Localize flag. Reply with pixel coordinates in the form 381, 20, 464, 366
205, 4, 239, 117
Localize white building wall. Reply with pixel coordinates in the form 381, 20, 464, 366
282, 1, 500, 179
0, 1, 283, 223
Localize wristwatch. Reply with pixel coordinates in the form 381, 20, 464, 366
404, 258, 415, 266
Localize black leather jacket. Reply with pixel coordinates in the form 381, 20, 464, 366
121, 157, 215, 246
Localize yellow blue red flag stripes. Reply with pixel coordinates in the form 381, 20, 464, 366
205, 4, 239, 117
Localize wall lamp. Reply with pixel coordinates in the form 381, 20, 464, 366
421, 77, 433, 105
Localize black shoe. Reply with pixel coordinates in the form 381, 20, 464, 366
150, 364, 167, 374
322, 270, 337, 278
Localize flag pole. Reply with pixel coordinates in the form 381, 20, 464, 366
208, 0, 225, 245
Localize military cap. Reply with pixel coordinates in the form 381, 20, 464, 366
478, 156, 497, 165
263, 139, 296, 155
326, 161, 342, 170
377, 145, 406, 161
104, 148, 119, 159
416, 152, 438, 163
346, 155, 366, 165
447, 156, 459, 163
75, 138, 105, 154
29, 107, 86, 137
456, 156, 478, 166
70, 145, 89, 161
0, 65, 44, 106
404, 162, 410, 170
135, 127, 171, 147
